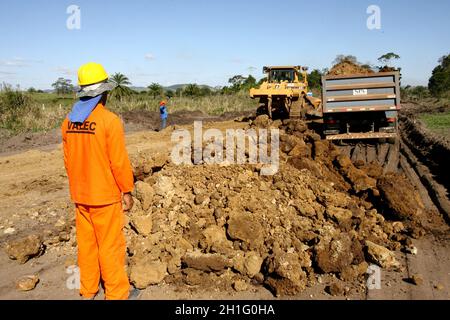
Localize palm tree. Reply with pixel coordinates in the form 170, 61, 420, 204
183, 83, 200, 97
110, 73, 132, 101
147, 83, 164, 98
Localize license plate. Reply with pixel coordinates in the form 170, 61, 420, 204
353, 89, 368, 95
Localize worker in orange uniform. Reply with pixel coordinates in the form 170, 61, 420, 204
62, 62, 138, 300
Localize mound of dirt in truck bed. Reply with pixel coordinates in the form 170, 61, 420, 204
121, 116, 426, 296
328, 61, 374, 76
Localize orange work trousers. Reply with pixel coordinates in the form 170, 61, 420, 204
75, 201, 129, 300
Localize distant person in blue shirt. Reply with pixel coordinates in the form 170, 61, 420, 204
159, 100, 168, 130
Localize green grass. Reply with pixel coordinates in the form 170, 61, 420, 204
420, 111, 450, 138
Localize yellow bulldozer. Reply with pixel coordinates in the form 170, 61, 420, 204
249, 66, 322, 119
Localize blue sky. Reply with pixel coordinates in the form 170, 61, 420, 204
0, 0, 449, 89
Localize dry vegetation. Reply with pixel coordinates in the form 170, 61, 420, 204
0, 89, 257, 136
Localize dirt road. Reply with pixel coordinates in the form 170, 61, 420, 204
0, 116, 448, 300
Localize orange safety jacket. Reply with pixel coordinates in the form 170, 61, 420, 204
62, 103, 134, 206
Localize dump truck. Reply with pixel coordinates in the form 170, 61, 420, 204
249, 66, 322, 119
321, 71, 401, 141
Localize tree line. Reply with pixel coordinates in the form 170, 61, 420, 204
46, 52, 450, 100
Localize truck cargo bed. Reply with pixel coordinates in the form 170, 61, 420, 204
321, 72, 401, 139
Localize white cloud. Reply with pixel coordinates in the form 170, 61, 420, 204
55, 66, 75, 76
144, 53, 155, 61
0, 57, 43, 67
0, 71, 16, 75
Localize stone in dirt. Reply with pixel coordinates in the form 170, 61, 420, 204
326, 206, 353, 225
202, 225, 232, 251
325, 282, 345, 296
226, 213, 264, 250
392, 222, 405, 233
64, 256, 77, 268
182, 268, 205, 286
313, 140, 331, 160
151, 152, 169, 170
153, 175, 174, 196
232, 279, 248, 292
360, 163, 384, 179
4, 227, 15, 235
410, 274, 424, 286
194, 194, 210, 206
130, 214, 153, 236
405, 245, 418, 255
288, 157, 322, 177
16, 275, 39, 291
5, 234, 43, 264
365, 240, 400, 269
264, 275, 307, 297
131, 151, 169, 180
339, 262, 369, 282
182, 251, 232, 272
244, 251, 264, 278
134, 181, 154, 211
58, 231, 70, 242
377, 173, 425, 221
264, 252, 308, 296
129, 259, 167, 289
434, 283, 444, 290
335, 154, 376, 192
253, 115, 270, 128
315, 233, 354, 273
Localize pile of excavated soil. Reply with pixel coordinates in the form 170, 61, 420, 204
121, 115, 426, 296
328, 61, 374, 76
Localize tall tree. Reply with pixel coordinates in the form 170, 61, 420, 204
377, 52, 400, 66
199, 86, 212, 96
175, 87, 183, 97
242, 75, 257, 89
183, 84, 201, 97
307, 69, 323, 90
228, 75, 246, 90
428, 54, 450, 98
148, 83, 164, 98
165, 89, 174, 99
52, 78, 74, 95
110, 72, 132, 101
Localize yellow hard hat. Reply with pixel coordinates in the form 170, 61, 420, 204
77, 62, 109, 86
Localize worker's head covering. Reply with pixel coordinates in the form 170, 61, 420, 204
76, 80, 116, 98
68, 62, 115, 122
76, 62, 116, 98
159, 100, 166, 106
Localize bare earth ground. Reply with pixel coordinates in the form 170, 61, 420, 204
0, 110, 251, 156
0, 112, 448, 300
